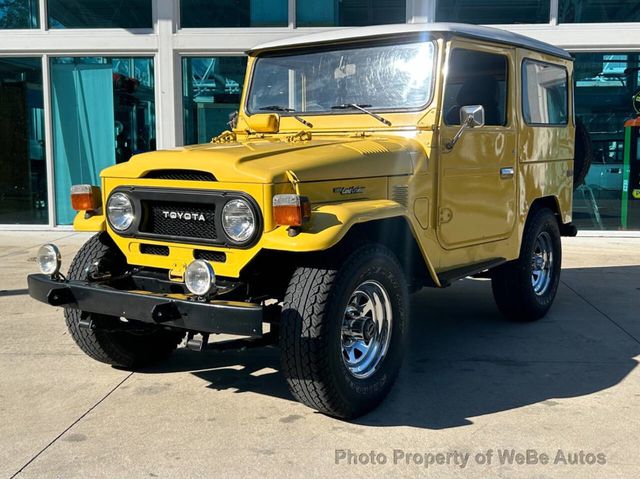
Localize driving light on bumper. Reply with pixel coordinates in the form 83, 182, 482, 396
222, 198, 256, 243
36, 244, 61, 276
273, 194, 311, 227
107, 192, 134, 231
185, 260, 216, 296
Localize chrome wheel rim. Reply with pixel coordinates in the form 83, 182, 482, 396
531, 231, 554, 296
341, 280, 393, 379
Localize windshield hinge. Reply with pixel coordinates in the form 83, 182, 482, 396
285, 130, 312, 143
210, 130, 237, 144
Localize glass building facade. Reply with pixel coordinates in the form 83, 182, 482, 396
1, 0, 640, 231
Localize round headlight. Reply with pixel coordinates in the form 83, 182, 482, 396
222, 199, 256, 243
36, 244, 61, 276
185, 260, 216, 296
107, 192, 134, 231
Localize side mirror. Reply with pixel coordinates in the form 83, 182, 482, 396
459, 105, 485, 128
246, 113, 280, 133
446, 105, 485, 150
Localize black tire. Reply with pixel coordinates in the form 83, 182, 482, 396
279, 244, 408, 419
491, 209, 562, 322
64, 233, 184, 368
573, 118, 593, 188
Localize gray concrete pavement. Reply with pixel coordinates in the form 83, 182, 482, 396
1, 232, 639, 478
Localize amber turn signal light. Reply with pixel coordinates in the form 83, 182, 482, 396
273, 194, 311, 227
71, 184, 102, 211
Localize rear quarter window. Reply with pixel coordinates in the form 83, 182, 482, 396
522, 59, 568, 126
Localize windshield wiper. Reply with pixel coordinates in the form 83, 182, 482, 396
259, 105, 294, 112
331, 103, 392, 126
258, 106, 313, 128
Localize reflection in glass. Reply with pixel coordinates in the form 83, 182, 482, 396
0, 0, 39, 28
297, 0, 405, 27
51, 57, 155, 224
0, 58, 46, 224
181, 0, 287, 27
183, 56, 247, 145
248, 42, 435, 114
572, 52, 640, 230
443, 49, 508, 126
522, 60, 568, 125
48, 0, 152, 28
559, 0, 640, 23
435, 0, 549, 24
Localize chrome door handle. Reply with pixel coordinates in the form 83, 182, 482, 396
500, 167, 514, 179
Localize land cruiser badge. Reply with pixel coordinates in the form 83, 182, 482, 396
333, 186, 365, 195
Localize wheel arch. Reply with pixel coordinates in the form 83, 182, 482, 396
340, 216, 440, 288
242, 215, 441, 295
528, 196, 562, 223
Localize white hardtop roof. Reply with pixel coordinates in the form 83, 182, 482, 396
248, 23, 572, 60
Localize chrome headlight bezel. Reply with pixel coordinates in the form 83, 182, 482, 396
221, 198, 257, 245
106, 192, 135, 232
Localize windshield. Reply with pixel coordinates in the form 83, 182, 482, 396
247, 40, 436, 115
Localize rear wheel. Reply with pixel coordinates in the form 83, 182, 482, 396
279, 244, 408, 419
491, 209, 562, 321
64, 233, 184, 368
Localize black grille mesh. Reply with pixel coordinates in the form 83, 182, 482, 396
143, 170, 216, 181
140, 201, 217, 240
140, 244, 170, 256
194, 249, 227, 263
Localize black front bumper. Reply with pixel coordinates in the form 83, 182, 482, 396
27, 274, 263, 337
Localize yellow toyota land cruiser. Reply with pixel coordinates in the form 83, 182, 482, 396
28, 23, 584, 419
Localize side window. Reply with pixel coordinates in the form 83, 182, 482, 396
444, 49, 508, 126
522, 60, 568, 125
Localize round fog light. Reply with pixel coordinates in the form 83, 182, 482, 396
36, 244, 61, 276
185, 260, 216, 296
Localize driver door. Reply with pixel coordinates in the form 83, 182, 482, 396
437, 43, 517, 249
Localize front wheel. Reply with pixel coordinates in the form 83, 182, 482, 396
65, 233, 184, 368
279, 244, 409, 419
491, 208, 562, 321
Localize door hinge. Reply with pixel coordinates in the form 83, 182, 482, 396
439, 207, 453, 224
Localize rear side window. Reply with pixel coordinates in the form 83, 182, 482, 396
443, 49, 509, 126
522, 60, 568, 125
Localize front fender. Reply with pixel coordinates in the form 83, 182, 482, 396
262, 199, 440, 287
262, 200, 404, 251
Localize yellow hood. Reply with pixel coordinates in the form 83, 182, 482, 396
101, 135, 422, 184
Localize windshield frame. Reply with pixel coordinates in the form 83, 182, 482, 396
244, 35, 438, 118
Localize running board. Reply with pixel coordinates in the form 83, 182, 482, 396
437, 258, 506, 287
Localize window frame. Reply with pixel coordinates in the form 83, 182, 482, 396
521, 57, 569, 127
442, 46, 511, 128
